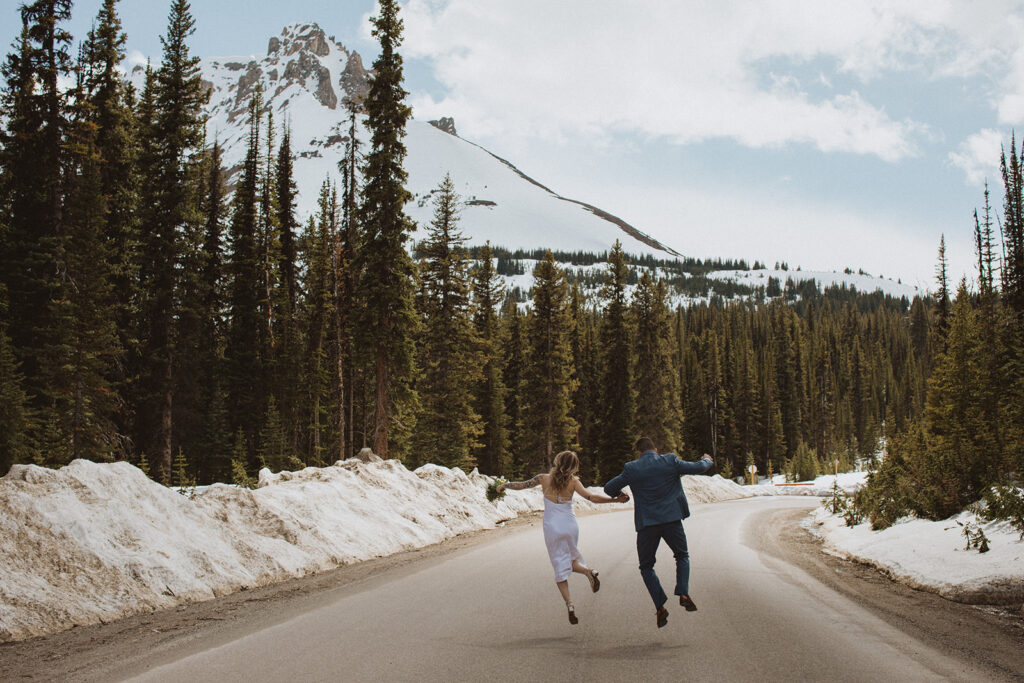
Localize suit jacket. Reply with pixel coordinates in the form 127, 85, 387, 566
604, 450, 713, 532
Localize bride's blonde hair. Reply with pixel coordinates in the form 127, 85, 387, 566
550, 450, 579, 493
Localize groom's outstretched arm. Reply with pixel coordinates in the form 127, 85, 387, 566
674, 454, 714, 475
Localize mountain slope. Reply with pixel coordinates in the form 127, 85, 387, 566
180, 23, 680, 257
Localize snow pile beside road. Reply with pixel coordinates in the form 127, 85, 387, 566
682, 473, 776, 502
0, 458, 753, 642
750, 472, 868, 496
806, 507, 1024, 604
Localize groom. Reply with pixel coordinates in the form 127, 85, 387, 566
603, 436, 714, 628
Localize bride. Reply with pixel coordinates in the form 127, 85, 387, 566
498, 450, 629, 624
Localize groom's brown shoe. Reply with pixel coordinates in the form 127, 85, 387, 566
679, 595, 698, 611
656, 606, 669, 628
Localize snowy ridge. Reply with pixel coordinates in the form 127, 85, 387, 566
0, 459, 752, 642
171, 23, 681, 259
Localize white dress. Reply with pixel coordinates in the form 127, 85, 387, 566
543, 494, 583, 582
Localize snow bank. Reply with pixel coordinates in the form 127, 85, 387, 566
0, 460, 754, 642
749, 472, 868, 496
806, 507, 1024, 604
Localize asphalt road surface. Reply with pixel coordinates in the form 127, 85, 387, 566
110, 497, 1021, 682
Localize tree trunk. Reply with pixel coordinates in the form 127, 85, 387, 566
373, 346, 388, 458
160, 363, 173, 481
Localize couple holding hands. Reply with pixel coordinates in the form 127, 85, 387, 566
497, 436, 715, 628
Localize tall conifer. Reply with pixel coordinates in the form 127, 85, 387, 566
412, 175, 481, 468
519, 252, 577, 473
357, 0, 416, 459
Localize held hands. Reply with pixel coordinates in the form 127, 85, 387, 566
701, 453, 714, 464
615, 493, 630, 503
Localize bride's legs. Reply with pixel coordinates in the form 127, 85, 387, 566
556, 580, 578, 624
572, 560, 599, 592
556, 579, 572, 604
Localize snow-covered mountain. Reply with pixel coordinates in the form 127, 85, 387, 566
128, 22, 924, 301
159, 23, 679, 258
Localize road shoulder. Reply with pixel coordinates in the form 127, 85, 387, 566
0, 512, 543, 682
750, 505, 1024, 681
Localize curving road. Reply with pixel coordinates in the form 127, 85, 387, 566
112, 497, 1020, 682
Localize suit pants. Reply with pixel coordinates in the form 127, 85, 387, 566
636, 520, 689, 608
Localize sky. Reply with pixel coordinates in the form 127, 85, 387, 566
4, 0, 1024, 288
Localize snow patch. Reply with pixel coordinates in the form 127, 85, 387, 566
806, 506, 1024, 604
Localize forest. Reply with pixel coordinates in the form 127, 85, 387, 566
1, 1, 1022, 530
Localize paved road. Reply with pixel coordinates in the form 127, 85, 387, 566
123, 497, 1004, 682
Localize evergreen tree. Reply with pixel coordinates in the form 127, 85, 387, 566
501, 294, 526, 475
412, 174, 481, 468
471, 242, 510, 474
0, 1, 72, 415
336, 107, 362, 458
135, 0, 206, 480
81, 0, 138, 373
357, 0, 417, 459
274, 123, 301, 456
300, 182, 338, 465
51, 54, 125, 462
225, 95, 265, 467
932, 234, 951, 342
595, 241, 634, 477
194, 142, 230, 482
0, 286, 33, 473
1001, 136, 1024, 315
519, 252, 577, 473
632, 273, 682, 451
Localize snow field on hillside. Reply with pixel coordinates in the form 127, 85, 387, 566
0, 459, 754, 642
707, 268, 922, 300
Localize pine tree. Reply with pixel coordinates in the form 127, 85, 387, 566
501, 294, 526, 475
932, 235, 951, 343
135, 0, 206, 480
81, 0, 138, 378
595, 241, 634, 477
0, 286, 33, 473
0, 2, 72, 422
357, 0, 417, 459
632, 273, 682, 451
1001, 135, 1024, 315
412, 174, 481, 468
519, 252, 577, 473
225, 95, 265, 467
301, 183, 338, 465
50, 52, 125, 463
274, 123, 301, 455
336, 108, 362, 459
471, 242, 509, 474
195, 142, 230, 482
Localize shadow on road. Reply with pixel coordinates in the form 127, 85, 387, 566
492, 636, 684, 661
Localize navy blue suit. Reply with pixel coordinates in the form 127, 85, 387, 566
604, 450, 713, 608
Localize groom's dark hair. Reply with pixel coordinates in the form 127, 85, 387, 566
635, 436, 656, 453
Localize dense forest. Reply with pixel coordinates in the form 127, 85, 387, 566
1, 1, 1021, 529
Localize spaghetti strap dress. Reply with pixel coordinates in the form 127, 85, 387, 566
543, 495, 583, 582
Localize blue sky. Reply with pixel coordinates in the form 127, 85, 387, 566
5, 0, 1022, 288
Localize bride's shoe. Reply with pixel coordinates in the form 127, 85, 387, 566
566, 602, 579, 625
587, 569, 600, 593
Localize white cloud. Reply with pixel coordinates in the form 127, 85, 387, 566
949, 128, 1005, 186
395, 0, 1024, 161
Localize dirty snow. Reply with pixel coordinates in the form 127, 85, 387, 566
807, 504, 1024, 604
0, 459, 753, 642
